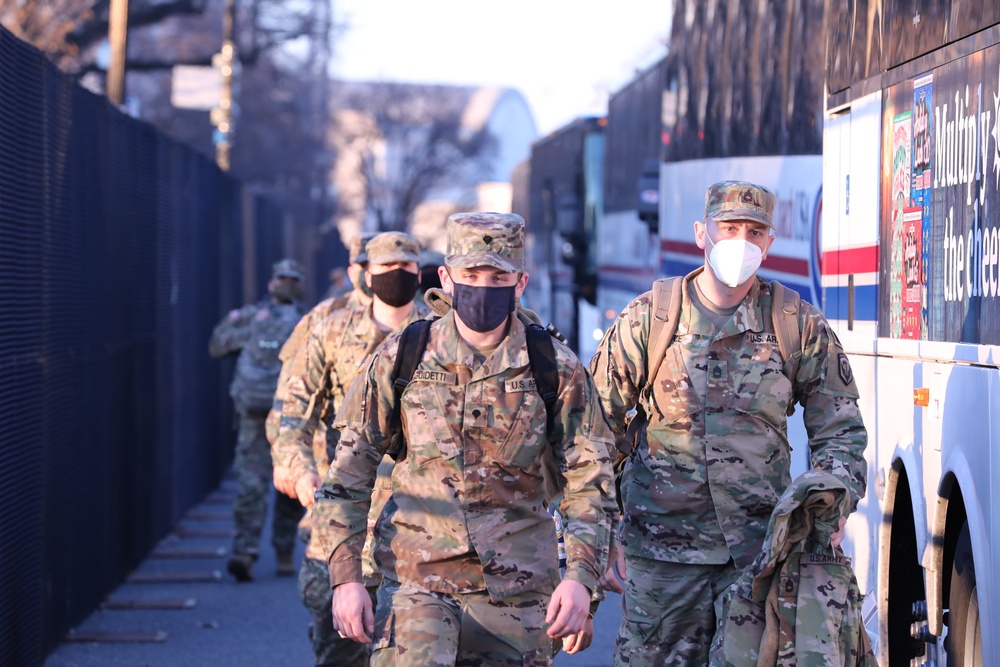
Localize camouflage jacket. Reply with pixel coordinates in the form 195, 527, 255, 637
273, 298, 428, 481
712, 470, 876, 666
318, 310, 617, 600
265, 289, 369, 448
589, 271, 867, 567
209, 301, 264, 359
209, 299, 305, 414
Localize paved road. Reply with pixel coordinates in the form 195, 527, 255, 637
44, 478, 622, 667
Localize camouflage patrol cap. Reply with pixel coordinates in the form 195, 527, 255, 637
704, 180, 777, 230
348, 232, 379, 265
365, 231, 421, 265
445, 212, 524, 272
272, 258, 305, 281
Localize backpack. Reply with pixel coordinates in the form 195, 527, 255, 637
619, 277, 803, 464
385, 318, 561, 463
231, 302, 304, 414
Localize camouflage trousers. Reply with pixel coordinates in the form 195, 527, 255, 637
232, 412, 305, 556
370, 580, 555, 667
298, 557, 371, 667
615, 557, 738, 667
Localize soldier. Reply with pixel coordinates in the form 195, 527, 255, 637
589, 180, 868, 666
317, 212, 617, 666
209, 258, 308, 582
269, 232, 377, 494
274, 231, 429, 667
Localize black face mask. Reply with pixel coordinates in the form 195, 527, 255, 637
451, 282, 516, 332
368, 268, 419, 307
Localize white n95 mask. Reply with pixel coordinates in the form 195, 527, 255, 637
706, 235, 763, 287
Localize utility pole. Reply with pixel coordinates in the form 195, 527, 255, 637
106, 0, 129, 106
211, 0, 237, 171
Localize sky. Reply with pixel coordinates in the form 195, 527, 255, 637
328, 0, 672, 136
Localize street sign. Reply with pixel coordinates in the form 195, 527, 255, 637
171, 65, 222, 111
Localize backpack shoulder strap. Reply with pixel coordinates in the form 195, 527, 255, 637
770, 280, 803, 415
386, 319, 433, 460
646, 276, 683, 383
525, 323, 560, 444
770, 280, 801, 364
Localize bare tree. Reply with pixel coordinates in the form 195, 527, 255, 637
0, 0, 94, 67
332, 82, 497, 233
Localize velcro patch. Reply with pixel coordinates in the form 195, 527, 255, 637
805, 553, 848, 565
746, 332, 778, 345
412, 369, 458, 385
505, 378, 537, 393
837, 353, 854, 386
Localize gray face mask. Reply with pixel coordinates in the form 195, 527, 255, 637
271, 281, 303, 303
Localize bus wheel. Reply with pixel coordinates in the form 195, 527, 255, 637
946, 521, 982, 667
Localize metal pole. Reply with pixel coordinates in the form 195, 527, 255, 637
106, 0, 129, 106
216, 0, 236, 171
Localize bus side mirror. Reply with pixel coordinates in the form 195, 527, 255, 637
637, 158, 660, 233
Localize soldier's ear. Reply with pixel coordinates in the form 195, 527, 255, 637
438, 266, 453, 295
694, 221, 708, 250
515, 271, 529, 298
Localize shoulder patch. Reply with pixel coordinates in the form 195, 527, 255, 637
837, 353, 853, 386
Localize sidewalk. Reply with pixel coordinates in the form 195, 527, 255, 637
43, 476, 621, 667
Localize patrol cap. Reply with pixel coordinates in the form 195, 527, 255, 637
366, 231, 421, 265
348, 232, 379, 265
445, 212, 524, 273
704, 180, 776, 230
272, 258, 305, 282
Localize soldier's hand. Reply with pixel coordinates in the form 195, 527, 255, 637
561, 615, 594, 654
831, 516, 848, 548
331, 582, 374, 644
295, 472, 321, 508
273, 465, 296, 497
597, 539, 626, 593
546, 579, 591, 638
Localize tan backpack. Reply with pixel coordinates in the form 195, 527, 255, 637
617, 277, 803, 467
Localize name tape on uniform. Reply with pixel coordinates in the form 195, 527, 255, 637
505, 378, 537, 393
745, 332, 778, 345
412, 370, 458, 385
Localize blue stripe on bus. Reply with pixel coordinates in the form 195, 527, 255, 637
822, 284, 878, 321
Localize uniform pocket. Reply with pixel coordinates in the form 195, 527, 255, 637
490, 389, 547, 469
402, 385, 461, 465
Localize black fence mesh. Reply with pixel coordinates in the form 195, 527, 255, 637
0, 26, 306, 666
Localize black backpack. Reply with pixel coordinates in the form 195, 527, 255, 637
386, 318, 563, 461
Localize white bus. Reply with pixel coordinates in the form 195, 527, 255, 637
825, 4, 1000, 665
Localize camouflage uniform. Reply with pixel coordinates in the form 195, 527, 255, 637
712, 469, 876, 667
317, 213, 617, 667
209, 259, 308, 571
274, 232, 427, 667
589, 182, 868, 666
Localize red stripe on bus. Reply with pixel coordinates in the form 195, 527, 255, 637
661, 240, 809, 276
821, 246, 878, 275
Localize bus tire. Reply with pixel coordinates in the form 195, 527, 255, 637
946, 521, 982, 667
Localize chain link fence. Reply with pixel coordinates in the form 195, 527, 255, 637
0, 25, 314, 666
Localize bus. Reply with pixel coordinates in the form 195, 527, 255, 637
518, 116, 605, 358
824, 2, 1000, 665
597, 0, 826, 332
